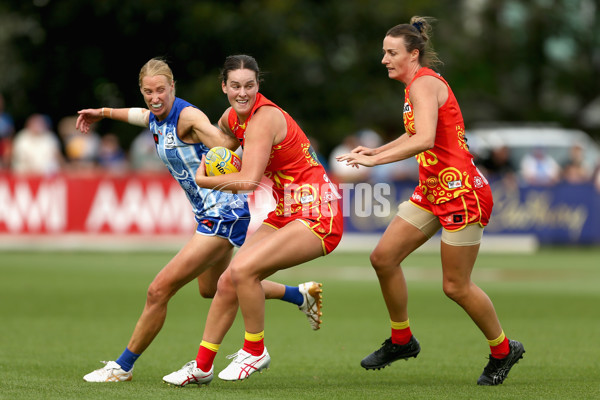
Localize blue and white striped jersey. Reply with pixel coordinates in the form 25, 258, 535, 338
149, 97, 249, 222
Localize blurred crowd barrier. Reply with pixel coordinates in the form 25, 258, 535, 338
0, 172, 598, 246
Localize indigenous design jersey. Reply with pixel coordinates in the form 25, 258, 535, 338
150, 97, 248, 221
403, 67, 488, 204
227, 93, 340, 216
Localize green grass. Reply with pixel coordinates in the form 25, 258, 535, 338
1, 247, 599, 399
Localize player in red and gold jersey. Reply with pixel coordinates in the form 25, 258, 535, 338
226, 91, 341, 225
163, 55, 343, 385
337, 16, 524, 386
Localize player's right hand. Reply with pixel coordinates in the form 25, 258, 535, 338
75, 108, 102, 134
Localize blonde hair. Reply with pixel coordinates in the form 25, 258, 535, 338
386, 16, 442, 69
138, 58, 176, 94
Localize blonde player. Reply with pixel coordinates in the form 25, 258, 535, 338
76, 58, 324, 383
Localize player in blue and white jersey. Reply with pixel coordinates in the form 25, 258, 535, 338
76, 58, 323, 383
149, 95, 249, 241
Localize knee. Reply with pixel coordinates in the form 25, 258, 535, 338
197, 284, 216, 299
442, 279, 469, 303
146, 281, 171, 306
369, 250, 396, 276
215, 270, 236, 298
228, 261, 254, 288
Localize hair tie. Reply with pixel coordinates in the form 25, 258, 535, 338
412, 21, 423, 32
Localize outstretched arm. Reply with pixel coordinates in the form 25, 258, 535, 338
336, 133, 413, 168
76, 107, 150, 134
337, 77, 441, 168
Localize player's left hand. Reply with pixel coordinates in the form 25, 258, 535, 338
335, 152, 375, 168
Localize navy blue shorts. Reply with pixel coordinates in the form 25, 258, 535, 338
195, 211, 250, 247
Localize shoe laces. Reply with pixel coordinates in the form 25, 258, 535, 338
225, 350, 249, 364
378, 339, 397, 352
482, 355, 506, 374
182, 360, 197, 371
99, 361, 120, 370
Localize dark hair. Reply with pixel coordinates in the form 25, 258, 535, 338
386, 16, 442, 69
220, 54, 263, 83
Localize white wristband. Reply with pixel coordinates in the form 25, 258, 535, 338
128, 107, 148, 127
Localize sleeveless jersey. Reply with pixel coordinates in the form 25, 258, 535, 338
403, 68, 488, 204
227, 93, 340, 216
149, 97, 249, 221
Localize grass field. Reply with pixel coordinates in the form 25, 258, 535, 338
1, 247, 599, 399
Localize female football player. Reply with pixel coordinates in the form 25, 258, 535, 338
336, 16, 524, 386
76, 58, 324, 383
163, 54, 343, 385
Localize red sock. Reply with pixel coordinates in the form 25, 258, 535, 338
243, 338, 264, 356
195, 345, 217, 372
391, 326, 412, 345
490, 336, 510, 359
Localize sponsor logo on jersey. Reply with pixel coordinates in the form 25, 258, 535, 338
200, 219, 214, 229
448, 180, 462, 189
300, 194, 314, 204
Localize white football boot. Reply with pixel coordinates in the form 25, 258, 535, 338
298, 281, 323, 330
83, 361, 132, 382
162, 360, 213, 387
217, 348, 270, 381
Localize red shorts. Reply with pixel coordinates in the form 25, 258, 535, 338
409, 185, 493, 232
263, 200, 343, 255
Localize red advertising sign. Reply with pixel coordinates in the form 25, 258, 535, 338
0, 173, 274, 236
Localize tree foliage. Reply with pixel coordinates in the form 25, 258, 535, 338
0, 0, 598, 152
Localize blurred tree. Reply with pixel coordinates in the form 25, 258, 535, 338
0, 0, 597, 154
447, 0, 600, 133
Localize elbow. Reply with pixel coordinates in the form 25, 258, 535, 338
225, 176, 260, 193
422, 139, 435, 151
239, 180, 260, 192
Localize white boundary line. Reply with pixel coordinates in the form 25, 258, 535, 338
0, 233, 538, 253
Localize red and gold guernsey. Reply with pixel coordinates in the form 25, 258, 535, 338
227, 93, 341, 217
403, 67, 488, 204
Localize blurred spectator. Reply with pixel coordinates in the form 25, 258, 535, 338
519, 146, 561, 186
479, 144, 517, 181
98, 133, 129, 173
0, 93, 15, 169
329, 130, 380, 183
129, 128, 164, 171
477, 142, 519, 190
11, 114, 64, 175
58, 115, 100, 170
562, 143, 593, 184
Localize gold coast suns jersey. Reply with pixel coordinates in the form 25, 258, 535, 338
403, 68, 488, 204
228, 93, 340, 217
